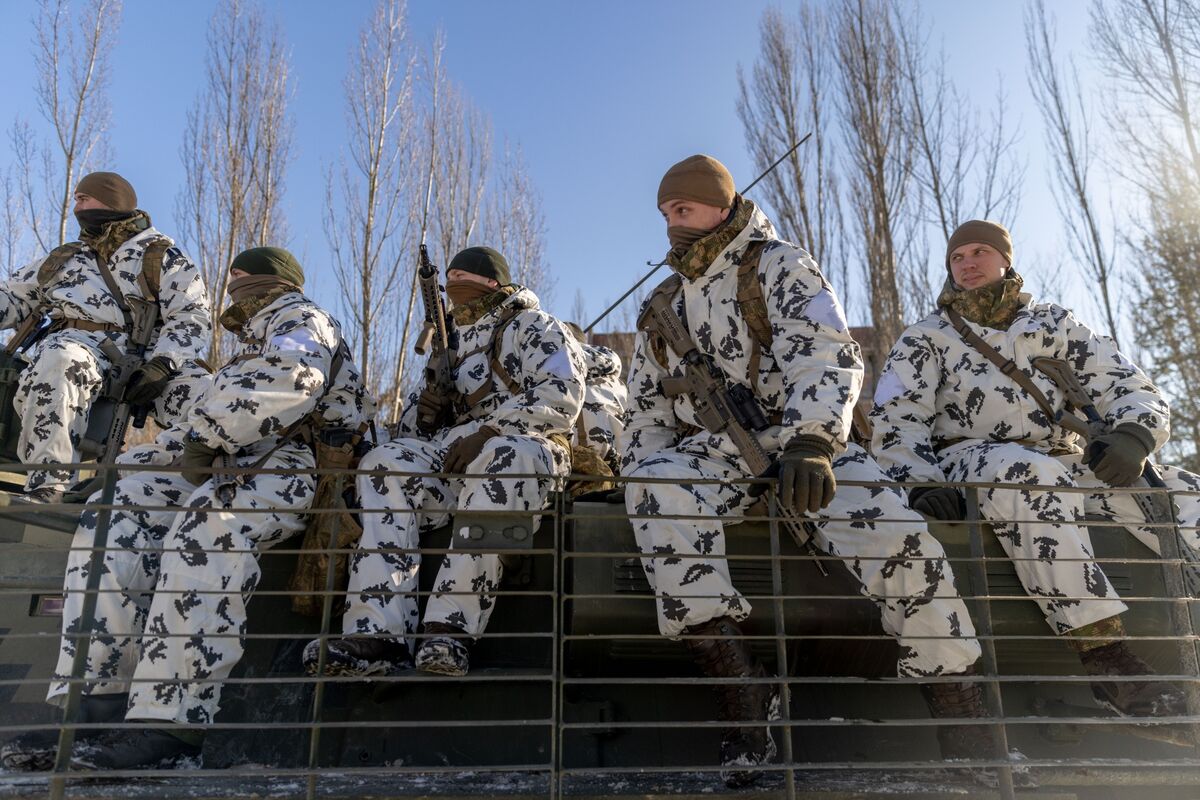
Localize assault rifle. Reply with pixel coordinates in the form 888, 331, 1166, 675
640, 289, 828, 574
413, 243, 454, 433
0, 314, 52, 446
1032, 357, 1200, 592
78, 296, 160, 465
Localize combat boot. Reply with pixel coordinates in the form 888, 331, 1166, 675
414, 622, 471, 677
0, 693, 128, 772
70, 724, 202, 770
1079, 641, 1187, 717
684, 616, 780, 789
920, 668, 994, 762
302, 635, 412, 677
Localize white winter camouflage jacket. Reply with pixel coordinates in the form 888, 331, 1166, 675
0, 227, 211, 365
870, 300, 1170, 485
399, 285, 586, 446
574, 341, 627, 471
187, 292, 374, 453
623, 205, 862, 471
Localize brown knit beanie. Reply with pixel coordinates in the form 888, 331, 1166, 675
946, 220, 1013, 268
657, 155, 736, 209
74, 172, 138, 212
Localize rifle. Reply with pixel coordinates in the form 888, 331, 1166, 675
78, 296, 161, 464
640, 289, 829, 575
0, 313, 52, 445
412, 244, 454, 433
1032, 357, 1199, 592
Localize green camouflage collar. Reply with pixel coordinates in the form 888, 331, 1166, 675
219, 286, 298, 333
450, 284, 519, 327
937, 271, 1030, 330
666, 196, 755, 280
81, 210, 151, 264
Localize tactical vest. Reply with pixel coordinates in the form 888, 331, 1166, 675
455, 308, 526, 415
644, 240, 772, 389
641, 240, 873, 444
36, 238, 168, 331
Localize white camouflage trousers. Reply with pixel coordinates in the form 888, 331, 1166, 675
46, 443, 313, 725
344, 429, 567, 646
941, 441, 1200, 634
626, 436, 982, 678
15, 330, 205, 492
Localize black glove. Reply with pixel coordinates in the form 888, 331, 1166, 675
777, 436, 837, 515
1085, 423, 1154, 487
443, 426, 499, 474
179, 438, 221, 485
124, 356, 176, 406
415, 386, 448, 435
909, 486, 964, 522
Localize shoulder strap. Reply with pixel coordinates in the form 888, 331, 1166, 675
459, 308, 525, 409
37, 242, 84, 286
943, 307, 1058, 423
637, 273, 683, 369
734, 240, 771, 391
138, 239, 168, 302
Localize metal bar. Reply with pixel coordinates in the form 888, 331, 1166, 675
306, 472, 346, 800
48, 460, 122, 800
1152, 481, 1200, 754
767, 491, 796, 799
963, 485, 1016, 800
551, 484, 564, 799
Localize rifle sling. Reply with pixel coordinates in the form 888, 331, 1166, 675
942, 306, 1059, 424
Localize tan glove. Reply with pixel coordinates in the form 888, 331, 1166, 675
777, 436, 836, 514
443, 426, 500, 474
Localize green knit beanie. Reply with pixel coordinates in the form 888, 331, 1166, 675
448, 246, 511, 286
230, 246, 305, 288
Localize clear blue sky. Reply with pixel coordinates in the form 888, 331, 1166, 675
0, 0, 1100, 333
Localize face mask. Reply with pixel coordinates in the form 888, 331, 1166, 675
75, 208, 135, 237
666, 225, 712, 257
227, 273, 298, 302
446, 280, 497, 307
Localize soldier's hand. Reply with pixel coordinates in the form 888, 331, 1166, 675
909, 486, 964, 522
124, 356, 175, 406
443, 426, 500, 474
178, 438, 221, 485
777, 436, 836, 515
1086, 424, 1155, 487
415, 386, 447, 435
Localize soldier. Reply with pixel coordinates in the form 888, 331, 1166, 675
304, 247, 584, 679
625, 155, 989, 787
564, 321, 627, 483
1, 247, 372, 771
871, 219, 1194, 718
0, 172, 210, 500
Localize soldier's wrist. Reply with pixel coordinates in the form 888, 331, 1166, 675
783, 434, 835, 460
1112, 422, 1156, 456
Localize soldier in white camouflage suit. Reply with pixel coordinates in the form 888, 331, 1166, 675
0, 172, 211, 500
626, 156, 987, 788
0, 248, 372, 771
305, 246, 584, 679
871, 219, 1192, 719
565, 322, 627, 477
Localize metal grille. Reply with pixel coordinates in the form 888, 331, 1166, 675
0, 462, 1195, 799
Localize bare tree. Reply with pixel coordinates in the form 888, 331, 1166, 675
736, 3, 844, 291
177, 0, 294, 362
325, 0, 418, 397
897, 6, 1023, 243
1026, 0, 1122, 345
11, 0, 121, 254
833, 0, 912, 357
483, 142, 552, 302
1, 168, 28, 276
385, 34, 491, 425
